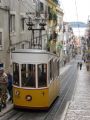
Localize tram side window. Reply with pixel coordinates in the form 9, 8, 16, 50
21, 64, 36, 88
38, 64, 47, 87
57, 61, 59, 77
53, 60, 56, 79
13, 63, 19, 86
50, 59, 53, 81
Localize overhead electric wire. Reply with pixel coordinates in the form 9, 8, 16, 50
20, 0, 34, 14
24, 0, 36, 11
61, 0, 81, 36
74, 0, 80, 36
18, 0, 37, 18
60, 0, 68, 22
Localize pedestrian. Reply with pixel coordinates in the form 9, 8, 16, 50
64, 60, 66, 66
7, 72, 13, 101
84, 59, 86, 62
77, 62, 79, 68
79, 62, 82, 70
0, 63, 8, 109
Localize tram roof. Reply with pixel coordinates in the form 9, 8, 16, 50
12, 49, 59, 64
12, 49, 58, 56
12, 49, 47, 53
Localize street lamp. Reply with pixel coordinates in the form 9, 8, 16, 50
26, 17, 34, 30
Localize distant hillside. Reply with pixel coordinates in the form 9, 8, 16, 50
68, 22, 87, 28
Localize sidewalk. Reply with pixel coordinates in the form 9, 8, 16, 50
0, 101, 13, 116
62, 64, 90, 120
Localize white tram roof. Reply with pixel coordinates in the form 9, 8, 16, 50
12, 49, 59, 64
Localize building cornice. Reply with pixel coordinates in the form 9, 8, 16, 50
0, 6, 9, 11
56, 7, 64, 15
47, 0, 57, 7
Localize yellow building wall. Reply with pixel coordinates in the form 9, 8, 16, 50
47, 0, 57, 27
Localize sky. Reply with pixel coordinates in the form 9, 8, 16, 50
60, 0, 90, 23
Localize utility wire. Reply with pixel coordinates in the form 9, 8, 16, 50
18, 0, 37, 18
24, 0, 36, 11
60, 0, 68, 22
74, 0, 80, 36
20, 0, 34, 14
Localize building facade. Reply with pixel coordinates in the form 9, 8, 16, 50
0, 0, 64, 71
0, 0, 36, 71
0, 1, 10, 71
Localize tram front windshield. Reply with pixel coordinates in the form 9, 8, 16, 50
21, 64, 35, 88
13, 63, 47, 88
13, 63, 35, 88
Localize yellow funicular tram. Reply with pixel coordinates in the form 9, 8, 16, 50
11, 11, 60, 109
12, 49, 60, 109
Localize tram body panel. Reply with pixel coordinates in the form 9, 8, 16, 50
13, 79, 60, 108
13, 87, 49, 108
48, 79, 60, 105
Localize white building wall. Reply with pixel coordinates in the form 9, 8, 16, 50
9, 0, 36, 45
0, 7, 10, 71
0, 0, 36, 71
0, 0, 9, 7
0, 0, 64, 70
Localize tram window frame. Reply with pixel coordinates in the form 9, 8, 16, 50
38, 64, 47, 88
21, 64, 36, 88
21, 64, 26, 87
13, 63, 19, 86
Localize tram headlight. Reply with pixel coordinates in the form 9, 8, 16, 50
25, 95, 32, 101
15, 90, 20, 96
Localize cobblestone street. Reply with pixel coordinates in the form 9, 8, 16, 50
64, 64, 90, 120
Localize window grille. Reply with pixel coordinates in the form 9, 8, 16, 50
21, 18, 24, 31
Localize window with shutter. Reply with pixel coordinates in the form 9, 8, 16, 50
10, 14, 15, 32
